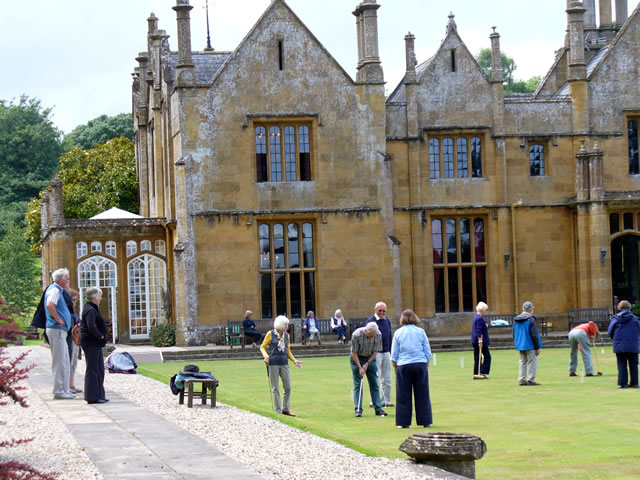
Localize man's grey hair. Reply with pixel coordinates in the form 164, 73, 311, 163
523, 301, 534, 311
365, 322, 380, 335
274, 315, 289, 331
374, 301, 387, 311
51, 268, 69, 283
85, 287, 102, 302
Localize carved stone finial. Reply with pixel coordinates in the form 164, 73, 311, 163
446, 12, 457, 34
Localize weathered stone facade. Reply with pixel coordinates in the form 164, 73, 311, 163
42, 0, 640, 344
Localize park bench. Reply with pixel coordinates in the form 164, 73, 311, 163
300, 317, 370, 344
22, 325, 40, 340
568, 307, 611, 332
484, 313, 548, 336
226, 319, 296, 348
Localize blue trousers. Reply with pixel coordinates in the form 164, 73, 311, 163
350, 356, 381, 412
616, 352, 639, 387
395, 362, 432, 427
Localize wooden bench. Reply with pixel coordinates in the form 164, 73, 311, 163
226, 319, 296, 348
179, 378, 218, 408
568, 307, 611, 332
484, 314, 548, 336
23, 325, 40, 340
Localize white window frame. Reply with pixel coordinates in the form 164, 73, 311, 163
127, 254, 167, 339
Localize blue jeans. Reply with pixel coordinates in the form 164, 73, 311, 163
350, 356, 381, 412
334, 326, 346, 339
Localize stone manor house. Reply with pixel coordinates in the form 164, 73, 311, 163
41, 0, 640, 345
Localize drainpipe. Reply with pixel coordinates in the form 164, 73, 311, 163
511, 199, 523, 312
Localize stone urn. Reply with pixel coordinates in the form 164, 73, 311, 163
399, 432, 487, 479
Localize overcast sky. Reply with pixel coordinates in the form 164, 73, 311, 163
1, 0, 636, 134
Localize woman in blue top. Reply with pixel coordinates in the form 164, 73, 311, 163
471, 302, 491, 379
608, 300, 640, 388
391, 309, 432, 428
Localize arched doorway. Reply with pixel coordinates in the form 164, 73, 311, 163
127, 254, 167, 339
611, 234, 640, 304
77, 256, 118, 343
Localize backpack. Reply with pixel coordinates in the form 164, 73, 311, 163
31, 289, 47, 329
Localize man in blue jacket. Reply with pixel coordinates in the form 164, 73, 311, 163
513, 301, 542, 386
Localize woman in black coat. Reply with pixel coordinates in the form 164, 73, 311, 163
80, 287, 108, 404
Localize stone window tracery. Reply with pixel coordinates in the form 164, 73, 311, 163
105, 241, 117, 257
428, 134, 482, 179
126, 240, 137, 257
432, 217, 487, 313
259, 221, 316, 319
255, 123, 311, 182
76, 242, 88, 259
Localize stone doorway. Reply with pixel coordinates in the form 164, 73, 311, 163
611, 234, 640, 304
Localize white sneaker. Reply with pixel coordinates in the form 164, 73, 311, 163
54, 392, 75, 400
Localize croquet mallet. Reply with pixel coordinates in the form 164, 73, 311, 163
592, 340, 603, 376
473, 345, 485, 380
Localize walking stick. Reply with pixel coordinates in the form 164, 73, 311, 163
592, 340, 603, 376
266, 365, 275, 411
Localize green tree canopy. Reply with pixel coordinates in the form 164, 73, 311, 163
62, 112, 133, 151
0, 222, 41, 316
0, 96, 62, 233
25, 137, 139, 254
475, 48, 540, 94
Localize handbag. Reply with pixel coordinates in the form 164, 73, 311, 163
72, 323, 81, 346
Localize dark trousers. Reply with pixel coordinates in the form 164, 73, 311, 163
615, 352, 639, 387
473, 343, 491, 375
83, 344, 105, 402
244, 329, 261, 344
395, 362, 432, 427
333, 326, 346, 339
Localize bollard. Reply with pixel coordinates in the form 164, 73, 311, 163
399, 432, 487, 479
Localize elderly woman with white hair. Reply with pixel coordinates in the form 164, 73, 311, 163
260, 315, 303, 416
330, 309, 348, 344
471, 301, 491, 379
80, 287, 108, 404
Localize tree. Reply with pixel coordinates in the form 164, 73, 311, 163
476, 48, 516, 85
0, 96, 62, 234
24, 137, 139, 254
0, 223, 41, 316
61, 113, 133, 151
475, 48, 540, 94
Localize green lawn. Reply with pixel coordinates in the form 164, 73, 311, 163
138, 347, 640, 479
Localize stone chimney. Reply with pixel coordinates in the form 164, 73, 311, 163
489, 27, 505, 133
615, 0, 628, 27
599, 0, 612, 28
49, 178, 64, 228
173, 0, 195, 85
353, 0, 384, 84
567, 2, 588, 133
404, 32, 417, 84
583, 0, 596, 31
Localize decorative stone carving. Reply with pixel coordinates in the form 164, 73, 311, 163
399, 432, 487, 479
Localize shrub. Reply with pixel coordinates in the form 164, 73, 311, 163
149, 323, 176, 347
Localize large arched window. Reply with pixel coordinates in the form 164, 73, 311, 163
128, 254, 167, 338
77, 256, 118, 342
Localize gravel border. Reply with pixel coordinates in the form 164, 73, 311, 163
4, 346, 460, 480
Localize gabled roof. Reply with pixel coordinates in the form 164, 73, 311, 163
90, 207, 142, 220
207, 0, 355, 88
170, 51, 232, 84
386, 16, 488, 105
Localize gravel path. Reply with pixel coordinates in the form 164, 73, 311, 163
2, 346, 462, 480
